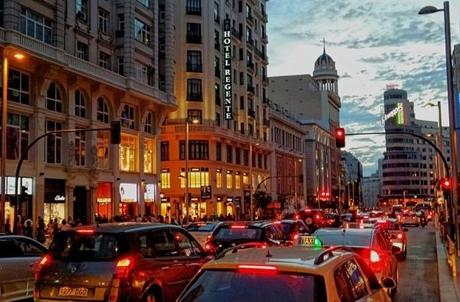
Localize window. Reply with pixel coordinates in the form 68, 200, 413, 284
160, 169, 170, 189
187, 79, 202, 101
135, 61, 154, 86
144, 112, 154, 134
216, 112, 221, 127
243, 150, 249, 166
151, 230, 177, 257
235, 173, 241, 189
3, 113, 29, 160
134, 19, 151, 44
121, 104, 135, 129
187, 51, 202, 72
186, 0, 201, 15
74, 90, 86, 118
76, 0, 88, 21
74, 129, 86, 166
226, 171, 233, 189
180, 140, 209, 160
235, 148, 241, 164
144, 139, 154, 174
187, 110, 202, 124
14, 238, 46, 257
20, 8, 53, 45
243, 173, 249, 185
76, 41, 89, 61
98, 8, 109, 33
186, 23, 201, 44
215, 83, 221, 105
216, 142, 222, 161
240, 96, 244, 110
118, 14, 125, 31
97, 131, 109, 169
214, 30, 220, 50
160, 142, 169, 161
226, 145, 232, 163
137, 0, 150, 7
216, 169, 222, 188
119, 134, 137, 172
117, 57, 124, 76
171, 230, 202, 256
334, 260, 368, 301
180, 168, 209, 188
99, 51, 111, 69
214, 56, 220, 78
214, 2, 220, 23
46, 121, 62, 164
46, 82, 62, 112
8, 69, 30, 105
97, 97, 110, 123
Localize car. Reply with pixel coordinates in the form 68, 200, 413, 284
314, 227, 399, 296
205, 221, 285, 255
374, 219, 408, 260
400, 211, 419, 226
0, 235, 48, 301
177, 238, 395, 302
295, 208, 328, 230
185, 221, 225, 247
274, 219, 312, 243
34, 223, 212, 302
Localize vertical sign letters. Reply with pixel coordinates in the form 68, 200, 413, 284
223, 19, 233, 120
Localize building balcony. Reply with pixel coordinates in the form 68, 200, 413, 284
232, 28, 242, 40
247, 84, 255, 94
186, 7, 201, 15
187, 94, 203, 102
214, 15, 220, 24
215, 42, 221, 51
248, 109, 256, 118
0, 29, 175, 106
255, 48, 267, 61
186, 35, 202, 44
247, 14, 254, 24
247, 62, 254, 72
263, 119, 270, 127
247, 38, 254, 48
186, 63, 202, 73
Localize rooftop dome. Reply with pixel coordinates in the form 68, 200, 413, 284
315, 50, 335, 67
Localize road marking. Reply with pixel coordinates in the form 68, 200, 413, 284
406, 255, 435, 261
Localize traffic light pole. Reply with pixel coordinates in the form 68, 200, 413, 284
12, 126, 116, 233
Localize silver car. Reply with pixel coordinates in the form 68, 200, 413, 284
0, 235, 48, 301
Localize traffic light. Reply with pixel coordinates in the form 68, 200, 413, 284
440, 178, 452, 191
335, 127, 345, 148
111, 121, 121, 144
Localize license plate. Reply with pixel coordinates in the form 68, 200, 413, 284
58, 286, 88, 297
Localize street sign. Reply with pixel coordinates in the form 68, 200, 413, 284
201, 185, 212, 199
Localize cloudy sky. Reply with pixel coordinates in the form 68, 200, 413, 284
267, 0, 460, 176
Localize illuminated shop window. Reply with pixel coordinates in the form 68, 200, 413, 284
119, 134, 138, 172
216, 169, 222, 188
161, 169, 170, 189
243, 173, 249, 185
180, 168, 209, 188
226, 171, 233, 189
74, 129, 86, 166
235, 173, 241, 189
144, 138, 154, 174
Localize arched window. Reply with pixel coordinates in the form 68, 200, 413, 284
47, 82, 63, 112
75, 90, 86, 117
97, 97, 109, 123
144, 112, 153, 134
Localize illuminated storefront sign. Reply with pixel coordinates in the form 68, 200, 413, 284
223, 19, 233, 120
144, 184, 156, 203
384, 103, 404, 125
97, 182, 112, 203
119, 183, 138, 203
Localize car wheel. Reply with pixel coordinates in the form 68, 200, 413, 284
390, 268, 399, 297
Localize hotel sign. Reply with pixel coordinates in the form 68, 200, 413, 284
223, 19, 233, 120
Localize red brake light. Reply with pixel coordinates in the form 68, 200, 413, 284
77, 229, 95, 234
397, 233, 403, 240
231, 225, 247, 229
115, 256, 135, 279
273, 221, 281, 224
35, 254, 52, 280
238, 265, 277, 274
370, 250, 380, 263
315, 215, 320, 219
207, 235, 212, 240
304, 209, 312, 212
295, 215, 299, 219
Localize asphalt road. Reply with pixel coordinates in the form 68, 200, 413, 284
393, 223, 439, 302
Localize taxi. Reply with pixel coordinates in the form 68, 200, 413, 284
177, 236, 395, 302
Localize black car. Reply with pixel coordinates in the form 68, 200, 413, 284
275, 219, 312, 243
206, 221, 285, 255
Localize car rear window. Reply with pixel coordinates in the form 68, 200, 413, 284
315, 231, 372, 247
214, 228, 262, 241
50, 232, 128, 261
187, 223, 217, 232
180, 270, 326, 302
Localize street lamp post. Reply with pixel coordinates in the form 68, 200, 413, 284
184, 118, 199, 223
419, 1, 459, 245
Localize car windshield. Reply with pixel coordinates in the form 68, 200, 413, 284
187, 223, 217, 232
214, 228, 262, 241
180, 270, 326, 302
375, 221, 400, 231
315, 231, 372, 247
50, 232, 127, 261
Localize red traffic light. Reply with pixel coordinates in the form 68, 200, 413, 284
335, 127, 345, 148
440, 178, 452, 190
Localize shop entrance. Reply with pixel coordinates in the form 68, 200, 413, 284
73, 186, 88, 224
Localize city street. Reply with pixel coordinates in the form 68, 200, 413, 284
394, 223, 439, 302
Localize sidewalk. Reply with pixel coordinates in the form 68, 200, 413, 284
435, 228, 460, 301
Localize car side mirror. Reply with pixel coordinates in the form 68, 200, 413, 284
391, 245, 401, 254
381, 277, 396, 289
404, 228, 409, 232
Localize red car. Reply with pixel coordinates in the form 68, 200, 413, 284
374, 219, 408, 260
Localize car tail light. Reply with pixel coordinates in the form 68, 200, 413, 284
370, 250, 380, 263
295, 215, 299, 219
115, 256, 135, 279
231, 225, 247, 229
293, 233, 299, 240
397, 233, 403, 240
35, 254, 52, 280
76, 229, 95, 234
238, 264, 277, 274
207, 235, 212, 240
397, 215, 401, 220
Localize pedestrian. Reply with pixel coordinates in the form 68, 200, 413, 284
37, 216, 45, 243
24, 219, 33, 238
